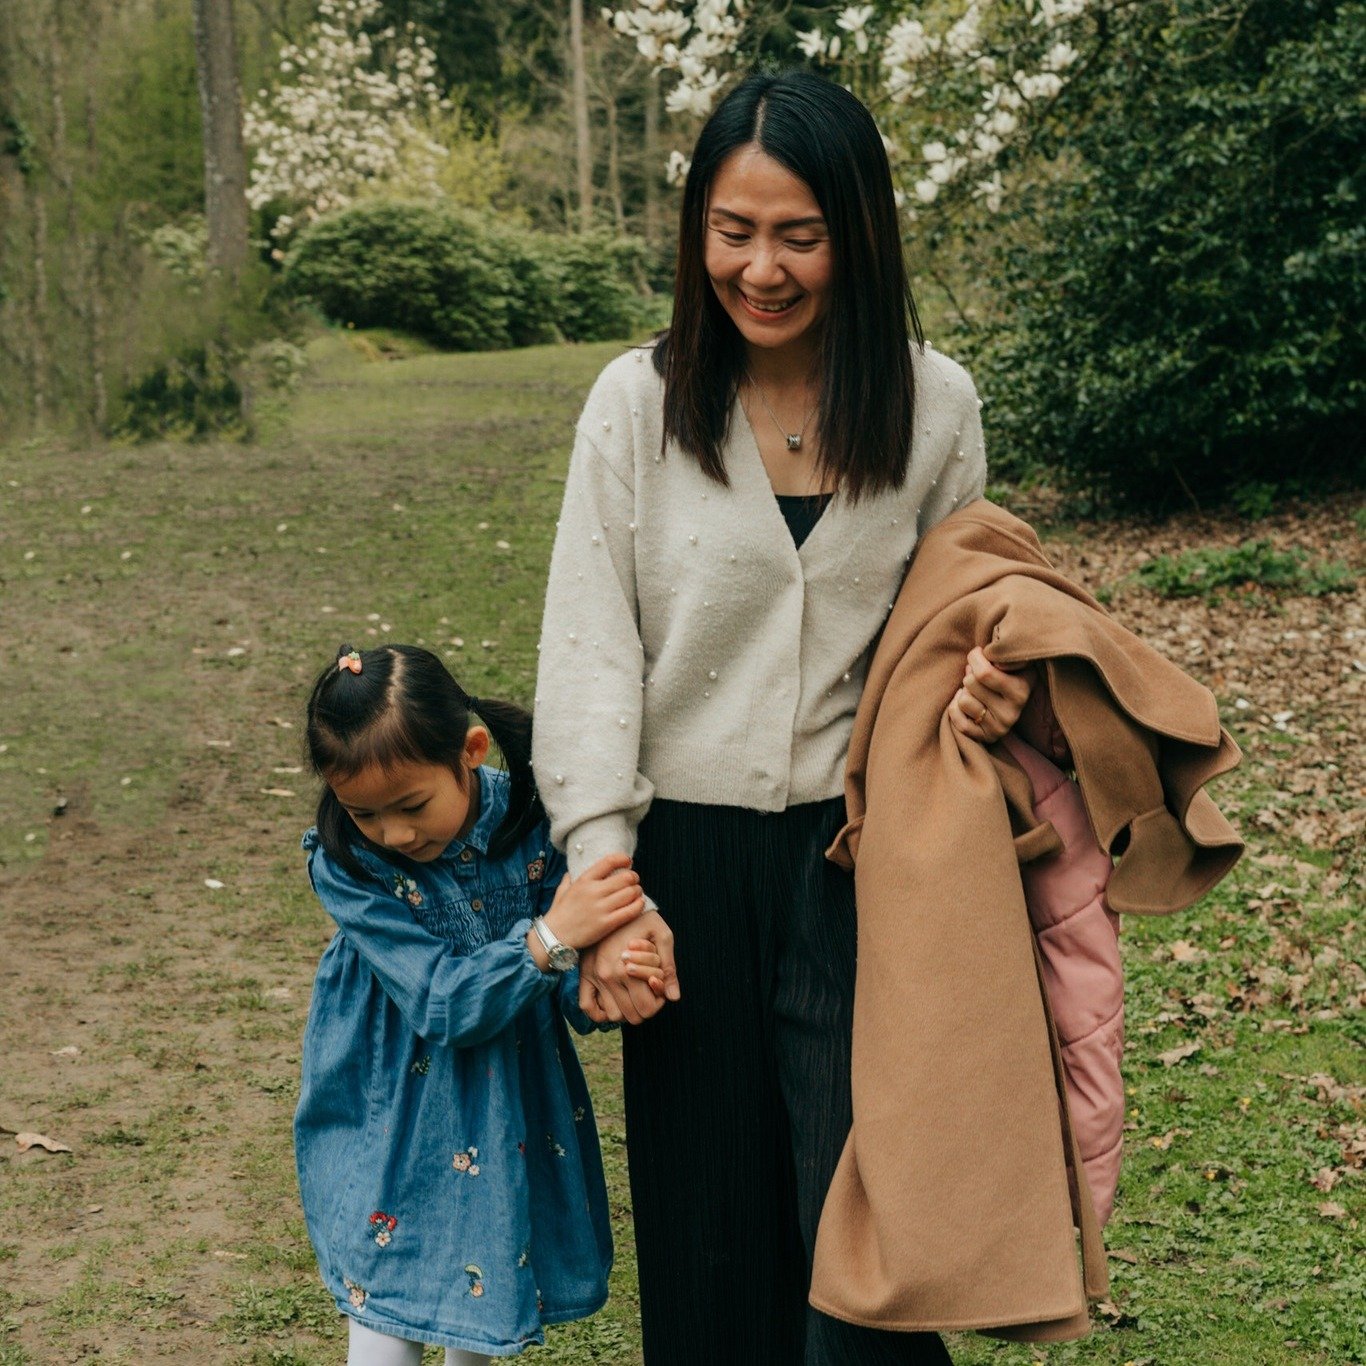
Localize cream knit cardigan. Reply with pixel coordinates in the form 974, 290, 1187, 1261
533, 341, 987, 877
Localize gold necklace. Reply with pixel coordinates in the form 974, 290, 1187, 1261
748, 373, 814, 452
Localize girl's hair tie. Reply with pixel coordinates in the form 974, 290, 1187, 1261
337, 649, 363, 675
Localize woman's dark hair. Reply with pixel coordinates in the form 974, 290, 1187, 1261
305, 644, 544, 881
657, 68, 922, 501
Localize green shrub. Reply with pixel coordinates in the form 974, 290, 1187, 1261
1136, 541, 1355, 599
283, 201, 648, 351
968, 0, 1366, 511
113, 343, 244, 441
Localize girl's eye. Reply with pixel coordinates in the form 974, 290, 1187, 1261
402, 801, 428, 814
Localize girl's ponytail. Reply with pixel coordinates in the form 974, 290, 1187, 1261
464, 695, 545, 860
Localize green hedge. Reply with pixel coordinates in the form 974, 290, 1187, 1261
282, 201, 649, 350
966, 0, 1366, 511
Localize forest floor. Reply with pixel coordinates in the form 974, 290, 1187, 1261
0, 332, 1361, 1365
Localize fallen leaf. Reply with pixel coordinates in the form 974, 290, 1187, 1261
49, 1045, 80, 1058
204, 878, 225, 890
16, 1131, 72, 1154
1317, 1201, 1347, 1220
1109, 1248, 1140, 1264
1157, 1041, 1202, 1067
1309, 1168, 1339, 1193
259, 787, 296, 798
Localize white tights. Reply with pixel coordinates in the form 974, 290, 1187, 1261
347, 1315, 492, 1366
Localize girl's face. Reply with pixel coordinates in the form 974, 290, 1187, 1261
330, 728, 489, 861
703, 144, 833, 361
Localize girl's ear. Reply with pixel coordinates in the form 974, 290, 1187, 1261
463, 725, 491, 769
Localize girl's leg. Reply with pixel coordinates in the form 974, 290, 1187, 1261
771, 801, 953, 1366
346, 1318, 423, 1366
443, 1351, 491, 1366
624, 800, 808, 1366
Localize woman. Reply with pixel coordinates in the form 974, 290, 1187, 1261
532, 70, 1033, 1365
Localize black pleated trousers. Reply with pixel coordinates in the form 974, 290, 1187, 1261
623, 798, 953, 1366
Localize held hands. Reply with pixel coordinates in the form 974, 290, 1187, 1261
528, 854, 645, 973
578, 908, 680, 1026
946, 646, 1037, 744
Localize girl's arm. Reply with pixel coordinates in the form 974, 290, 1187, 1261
307, 850, 557, 1049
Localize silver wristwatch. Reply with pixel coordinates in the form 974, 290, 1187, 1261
531, 916, 579, 972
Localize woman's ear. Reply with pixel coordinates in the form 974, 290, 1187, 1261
463, 725, 492, 769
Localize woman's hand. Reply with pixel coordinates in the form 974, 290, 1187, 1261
579, 909, 679, 1025
946, 646, 1037, 744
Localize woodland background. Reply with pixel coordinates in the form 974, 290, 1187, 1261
1, 1, 1363, 1362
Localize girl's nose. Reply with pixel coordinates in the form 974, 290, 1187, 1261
379, 819, 414, 849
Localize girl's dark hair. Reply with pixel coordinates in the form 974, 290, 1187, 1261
305, 644, 544, 881
656, 68, 922, 502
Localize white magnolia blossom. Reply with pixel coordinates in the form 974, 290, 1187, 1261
606, 0, 1107, 217
244, 0, 449, 241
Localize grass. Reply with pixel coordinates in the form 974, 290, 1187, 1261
1, 328, 1361, 1363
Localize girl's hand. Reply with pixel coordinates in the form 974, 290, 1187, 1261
579, 909, 679, 1025
947, 647, 1037, 744
620, 937, 666, 996
542, 853, 645, 949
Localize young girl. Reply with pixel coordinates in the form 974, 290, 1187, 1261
295, 643, 659, 1365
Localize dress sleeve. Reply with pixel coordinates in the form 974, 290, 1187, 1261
307, 851, 556, 1048
533, 416, 655, 877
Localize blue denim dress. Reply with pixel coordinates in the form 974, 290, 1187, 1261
295, 766, 613, 1355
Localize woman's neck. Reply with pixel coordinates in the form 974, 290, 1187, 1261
744, 338, 821, 392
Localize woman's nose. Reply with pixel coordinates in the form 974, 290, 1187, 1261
742, 244, 785, 289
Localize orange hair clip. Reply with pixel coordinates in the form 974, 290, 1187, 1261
337, 650, 363, 675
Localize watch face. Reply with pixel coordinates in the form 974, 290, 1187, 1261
548, 942, 579, 972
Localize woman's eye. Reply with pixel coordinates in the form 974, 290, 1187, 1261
716, 230, 748, 244
787, 239, 820, 250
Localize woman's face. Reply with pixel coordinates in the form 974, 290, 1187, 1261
703, 144, 833, 359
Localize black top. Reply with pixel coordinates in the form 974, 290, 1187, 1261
775, 492, 834, 549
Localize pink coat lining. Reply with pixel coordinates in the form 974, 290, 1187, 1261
1003, 733, 1124, 1227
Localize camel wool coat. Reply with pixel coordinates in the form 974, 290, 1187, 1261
810, 500, 1243, 1342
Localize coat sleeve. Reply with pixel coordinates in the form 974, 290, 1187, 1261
533, 403, 655, 877
307, 850, 556, 1048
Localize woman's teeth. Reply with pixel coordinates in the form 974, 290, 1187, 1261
742, 292, 797, 313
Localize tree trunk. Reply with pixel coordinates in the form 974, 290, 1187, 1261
606, 88, 624, 233
643, 72, 658, 247
569, 0, 592, 231
192, 0, 250, 278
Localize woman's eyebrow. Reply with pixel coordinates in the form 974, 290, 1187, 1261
709, 207, 827, 230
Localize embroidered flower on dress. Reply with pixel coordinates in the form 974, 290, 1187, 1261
517, 1247, 530, 1268
391, 874, 423, 908
344, 1277, 367, 1310
464, 1263, 484, 1297
546, 1133, 566, 1158
452, 1146, 480, 1176
410, 1055, 430, 1076
573, 1106, 585, 1122
369, 1211, 397, 1247
526, 855, 546, 882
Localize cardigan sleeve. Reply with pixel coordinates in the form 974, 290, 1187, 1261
307, 849, 556, 1047
919, 370, 988, 534
533, 414, 655, 878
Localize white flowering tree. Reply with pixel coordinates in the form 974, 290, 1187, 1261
243, 0, 450, 243
605, 0, 1108, 222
